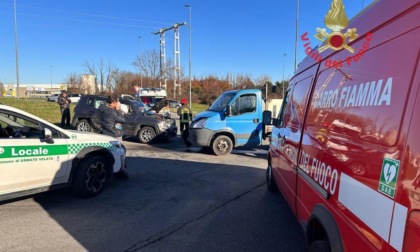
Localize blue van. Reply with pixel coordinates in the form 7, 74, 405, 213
187, 89, 271, 155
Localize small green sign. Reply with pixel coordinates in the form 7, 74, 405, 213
378, 157, 400, 198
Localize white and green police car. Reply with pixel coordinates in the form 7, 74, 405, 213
0, 104, 126, 202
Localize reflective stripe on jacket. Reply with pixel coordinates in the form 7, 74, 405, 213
178, 106, 192, 123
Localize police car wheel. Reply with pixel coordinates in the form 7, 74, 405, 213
266, 165, 278, 192
138, 126, 156, 144
212, 135, 233, 156
73, 156, 108, 197
76, 119, 92, 132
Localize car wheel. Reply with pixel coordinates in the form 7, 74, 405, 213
266, 165, 278, 192
138, 126, 156, 144
212, 135, 233, 156
76, 119, 92, 132
309, 240, 331, 252
72, 156, 108, 197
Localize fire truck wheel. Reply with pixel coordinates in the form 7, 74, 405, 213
309, 240, 330, 252
266, 165, 278, 192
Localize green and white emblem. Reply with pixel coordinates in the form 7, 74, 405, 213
378, 157, 400, 198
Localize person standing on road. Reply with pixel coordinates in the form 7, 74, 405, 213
114, 101, 126, 142
98, 94, 128, 178
98, 95, 126, 141
132, 84, 140, 100
177, 98, 192, 147
177, 98, 192, 134
57, 90, 71, 128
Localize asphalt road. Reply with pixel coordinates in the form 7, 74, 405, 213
0, 117, 309, 252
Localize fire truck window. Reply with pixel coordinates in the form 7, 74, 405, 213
277, 92, 290, 126
287, 76, 313, 129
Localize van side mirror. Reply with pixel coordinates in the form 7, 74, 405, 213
44, 128, 54, 144
226, 105, 232, 116
263, 110, 272, 125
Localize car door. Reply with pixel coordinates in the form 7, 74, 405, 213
226, 93, 261, 146
0, 110, 70, 195
87, 97, 105, 130
272, 76, 313, 212
120, 102, 135, 136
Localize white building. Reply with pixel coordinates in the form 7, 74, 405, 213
1, 83, 68, 99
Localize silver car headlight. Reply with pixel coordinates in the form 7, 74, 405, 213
192, 118, 208, 129
158, 120, 169, 130
165, 118, 174, 127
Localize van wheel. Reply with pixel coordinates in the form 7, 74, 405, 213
138, 126, 156, 143
212, 135, 233, 156
73, 156, 108, 197
76, 119, 92, 132
310, 240, 331, 252
266, 165, 278, 192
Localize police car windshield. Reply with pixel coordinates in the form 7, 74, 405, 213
208, 92, 236, 112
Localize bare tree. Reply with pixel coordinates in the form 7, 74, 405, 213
84, 59, 117, 94
235, 74, 255, 89
275, 80, 290, 99
84, 60, 98, 92
106, 63, 119, 93
254, 74, 272, 87
113, 71, 141, 95
132, 49, 174, 89
64, 73, 86, 94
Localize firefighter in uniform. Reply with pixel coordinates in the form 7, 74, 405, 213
177, 98, 192, 147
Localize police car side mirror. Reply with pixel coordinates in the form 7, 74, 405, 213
44, 128, 54, 144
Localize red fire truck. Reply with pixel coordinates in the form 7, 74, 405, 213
264, 0, 419, 251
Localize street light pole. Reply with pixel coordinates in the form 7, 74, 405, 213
13, 0, 20, 99
283, 54, 286, 99
185, 4, 192, 109
139, 36, 143, 88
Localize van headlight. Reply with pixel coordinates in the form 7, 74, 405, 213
192, 118, 208, 129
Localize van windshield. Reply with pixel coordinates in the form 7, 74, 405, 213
208, 92, 236, 112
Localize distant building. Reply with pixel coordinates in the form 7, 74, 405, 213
1, 73, 96, 98
1, 84, 68, 99
81, 74, 96, 94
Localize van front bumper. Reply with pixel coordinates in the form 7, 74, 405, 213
188, 128, 214, 147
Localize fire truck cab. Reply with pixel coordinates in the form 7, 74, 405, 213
265, 0, 419, 251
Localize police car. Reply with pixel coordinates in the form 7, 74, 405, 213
0, 104, 126, 202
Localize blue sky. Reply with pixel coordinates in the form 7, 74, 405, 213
0, 0, 373, 85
